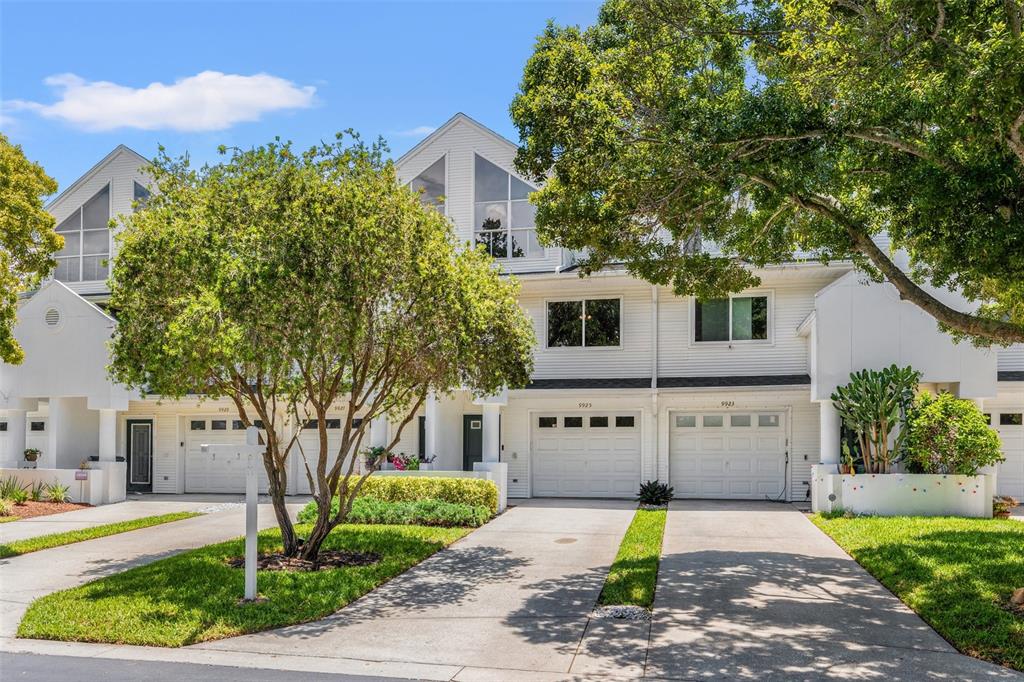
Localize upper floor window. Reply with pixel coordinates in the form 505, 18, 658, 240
474, 154, 540, 259
54, 184, 110, 283
694, 295, 768, 343
133, 181, 151, 211
410, 156, 445, 212
547, 298, 621, 348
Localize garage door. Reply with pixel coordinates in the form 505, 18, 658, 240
293, 417, 361, 494
185, 417, 270, 493
532, 412, 641, 498
994, 410, 1024, 498
670, 412, 786, 500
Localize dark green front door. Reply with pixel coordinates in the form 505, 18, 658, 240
462, 415, 482, 471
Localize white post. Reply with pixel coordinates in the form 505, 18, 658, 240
98, 409, 117, 461
424, 392, 438, 461
244, 426, 259, 601
820, 400, 842, 472
370, 414, 388, 450
46, 398, 64, 469
482, 403, 500, 463
6, 409, 26, 467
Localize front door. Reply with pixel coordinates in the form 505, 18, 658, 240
462, 415, 483, 471
126, 420, 153, 493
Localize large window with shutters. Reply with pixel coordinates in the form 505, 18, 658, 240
54, 184, 111, 282
473, 154, 540, 259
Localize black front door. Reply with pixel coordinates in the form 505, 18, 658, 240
126, 420, 153, 493
462, 415, 482, 471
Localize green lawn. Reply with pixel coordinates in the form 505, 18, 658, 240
597, 507, 667, 608
812, 514, 1024, 671
0, 512, 201, 558
18, 523, 470, 647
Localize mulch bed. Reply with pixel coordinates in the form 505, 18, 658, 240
4, 500, 91, 520
226, 550, 381, 572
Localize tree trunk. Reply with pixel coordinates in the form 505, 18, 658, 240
299, 495, 335, 561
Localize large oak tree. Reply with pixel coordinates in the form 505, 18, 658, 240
512, 0, 1024, 344
109, 135, 535, 560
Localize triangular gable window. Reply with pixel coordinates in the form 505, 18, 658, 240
410, 156, 445, 212
133, 181, 151, 211
473, 154, 539, 259
54, 184, 110, 283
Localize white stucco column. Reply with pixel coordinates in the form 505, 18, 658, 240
819, 400, 842, 470
481, 403, 501, 463
369, 414, 388, 450
45, 398, 63, 469
424, 392, 438, 460
5, 410, 27, 466
98, 408, 117, 461
971, 398, 999, 496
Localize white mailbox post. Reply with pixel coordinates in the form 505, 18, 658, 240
201, 426, 265, 601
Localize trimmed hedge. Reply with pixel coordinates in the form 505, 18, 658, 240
358, 476, 498, 513
298, 497, 490, 527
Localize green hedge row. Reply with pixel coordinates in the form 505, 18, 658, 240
298, 497, 490, 528
357, 476, 498, 513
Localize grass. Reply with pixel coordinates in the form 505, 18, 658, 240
597, 507, 667, 608
811, 514, 1024, 672
18, 523, 470, 647
0, 515, 18, 524
0, 512, 201, 558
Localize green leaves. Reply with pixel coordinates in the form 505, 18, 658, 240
903, 392, 1004, 475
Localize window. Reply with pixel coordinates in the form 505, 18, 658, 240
410, 156, 445, 211
703, 415, 724, 427
211, 420, 227, 430
190, 420, 205, 431
473, 154, 540, 259
547, 298, 621, 347
303, 419, 319, 430
759, 414, 781, 427
616, 415, 635, 428
0, 421, 6, 432
564, 416, 583, 428
325, 419, 341, 429
538, 417, 557, 428
730, 414, 751, 427
675, 415, 696, 428
54, 184, 110, 283
30, 421, 45, 431
695, 295, 768, 342
590, 416, 609, 427
1000, 413, 1023, 426
253, 419, 264, 429
232, 420, 245, 430
133, 181, 151, 210
351, 418, 363, 429
983, 413, 992, 425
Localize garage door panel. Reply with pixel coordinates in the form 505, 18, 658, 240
996, 414, 1023, 498
185, 418, 271, 494
671, 412, 786, 500
531, 412, 640, 498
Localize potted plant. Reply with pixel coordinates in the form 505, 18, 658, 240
420, 454, 437, 471
23, 448, 40, 466
993, 496, 1019, 519
839, 442, 856, 475
363, 446, 387, 471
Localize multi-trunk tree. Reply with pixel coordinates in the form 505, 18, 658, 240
109, 135, 535, 560
511, 0, 1024, 345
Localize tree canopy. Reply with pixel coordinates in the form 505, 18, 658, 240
0, 134, 59, 364
511, 0, 1024, 344
109, 134, 535, 559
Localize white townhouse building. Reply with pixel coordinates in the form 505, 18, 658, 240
1, 113, 1023, 503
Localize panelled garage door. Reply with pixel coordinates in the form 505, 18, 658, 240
994, 410, 1024, 499
185, 417, 270, 493
532, 412, 641, 498
293, 417, 360, 495
670, 411, 787, 500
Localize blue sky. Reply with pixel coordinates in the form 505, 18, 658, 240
1, 1, 601, 192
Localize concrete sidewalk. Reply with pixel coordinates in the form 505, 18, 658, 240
646, 500, 1021, 680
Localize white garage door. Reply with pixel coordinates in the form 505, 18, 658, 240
670, 412, 786, 500
994, 410, 1023, 499
185, 417, 271, 493
532, 412, 641, 498
294, 417, 361, 494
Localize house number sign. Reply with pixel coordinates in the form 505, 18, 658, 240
720, 401, 735, 408
578, 402, 592, 409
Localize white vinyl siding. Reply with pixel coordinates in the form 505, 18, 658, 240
998, 344, 1024, 372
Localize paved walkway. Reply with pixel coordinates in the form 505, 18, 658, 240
646, 500, 1021, 680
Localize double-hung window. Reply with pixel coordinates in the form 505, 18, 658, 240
694, 295, 769, 343
474, 154, 540, 259
547, 298, 621, 347
54, 184, 111, 283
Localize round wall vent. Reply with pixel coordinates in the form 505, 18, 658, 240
44, 308, 61, 327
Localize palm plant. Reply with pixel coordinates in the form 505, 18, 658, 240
831, 365, 921, 474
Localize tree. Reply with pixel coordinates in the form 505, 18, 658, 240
903, 392, 1003, 475
0, 134, 59, 364
109, 134, 535, 560
511, 0, 1024, 345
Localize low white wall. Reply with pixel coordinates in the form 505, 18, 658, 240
372, 468, 508, 512
0, 467, 122, 506
811, 466, 992, 518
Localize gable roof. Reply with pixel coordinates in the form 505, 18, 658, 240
22, 278, 116, 325
45, 144, 150, 211
395, 112, 519, 167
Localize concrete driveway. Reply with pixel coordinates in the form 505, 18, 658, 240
646, 500, 1021, 680
194, 498, 638, 679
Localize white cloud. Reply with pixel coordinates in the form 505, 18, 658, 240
393, 125, 437, 137
6, 71, 316, 132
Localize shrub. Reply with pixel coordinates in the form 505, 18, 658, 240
637, 480, 674, 506
28, 482, 44, 502
45, 481, 71, 503
359, 476, 498, 513
299, 497, 490, 527
0, 498, 13, 516
0, 476, 24, 499
903, 393, 1004, 475
8, 488, 28, 505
